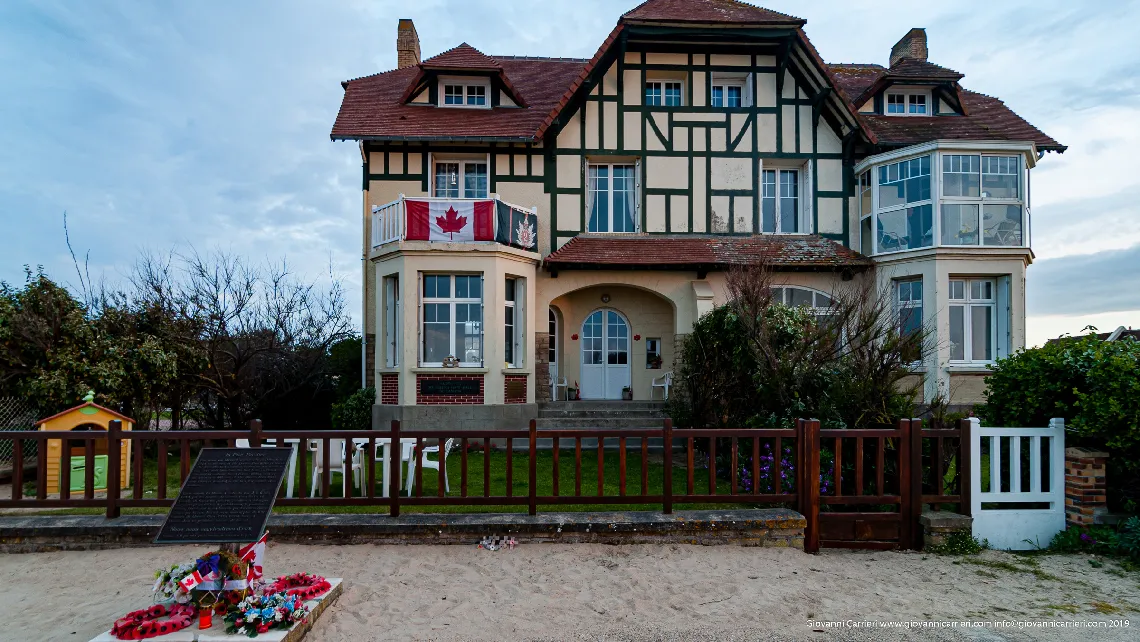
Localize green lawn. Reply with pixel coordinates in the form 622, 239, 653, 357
17, 447, 760, 515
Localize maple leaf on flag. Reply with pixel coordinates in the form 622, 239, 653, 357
436, 206, 467, 238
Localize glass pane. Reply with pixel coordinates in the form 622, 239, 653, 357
588, 165, 609, 232
424, 275, 450, 298
790, 288, 813, 307
983, 204, 1023, 246
727, 86, 741, 107
971, 280, 993, 301
761, 170, 776, 233
815, 293, 833, 308
982, 156, 1020, 199
454, 276, 469, 299
911, 280, 922, 302
876, 205, 931, 252
464, 163, 488, 198
434, 163, 460, 198
711, 86, 723, 107
942, 155, 980, 197
505, 278, 516, 302
504, 305, 514, 364
941, 204, 980, 245
972, 305, 993, 361
613, 165, 635, 232
424, 304, 451, 362
887, 95, 905, 114
456, 303, 482, 362
908, 95, 926, 114
899, 305, 922, 338
644, 83, 661, 106
898, 282, 910, 302
444, 86, 463, 105
779, 170, 798, 233
466, 85, 486, 106
949, 306, 965, 360
664, 82, 682, 106
859, 172, 872, 216
949, 280, 965, 301
860, 216, 872, 255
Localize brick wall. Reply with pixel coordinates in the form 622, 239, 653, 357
505, 375, 528, 404
415, 374, 485, 405
364, 333, 376, 389
1065, 447, 1109, 527
534, 333, 551, 402
380, 373, 399, 405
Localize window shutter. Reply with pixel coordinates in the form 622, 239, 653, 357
635, 158, 642, 232
803, 161, 814, 233
997, 275, 1012, 358
416, 272, 423, 366
744, 73, 755, 108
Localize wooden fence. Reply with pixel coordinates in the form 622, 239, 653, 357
0, 418, 972, 552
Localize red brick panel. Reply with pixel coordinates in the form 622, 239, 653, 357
1064, 448, 1108, 528
380, 373, 399, 405
504, 374, 528, 404
416, 374, 485, 405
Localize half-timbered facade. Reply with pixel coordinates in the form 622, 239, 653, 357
331, 1, 1064, 429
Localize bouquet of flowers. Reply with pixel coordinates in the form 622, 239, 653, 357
153, 561, 197, 604
223, 591, 310, 638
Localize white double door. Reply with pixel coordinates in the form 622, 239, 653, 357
580, 309, 630, 400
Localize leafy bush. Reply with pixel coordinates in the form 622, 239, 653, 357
330, 387, 375, 430
927, 531, 987, 556
978, 330, 1140, 510
1048, 525, 1119, 556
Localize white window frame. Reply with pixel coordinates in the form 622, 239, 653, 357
872, 154, 933, 254
940, 154, 1025, 248
645, 80, 684, 107
645, 337, 662, 369
760, 167, 805, 234
383, 274, 400, 368
587, 162, 638, 233
432, 159, 489, 199
948, 278, 997, 365
504, 277, 525, 368
858, 170, 873, 255
438, 77, 491, 109
420, 273, 484, 367
885, 91, 930, 116
710, 73, 749, 108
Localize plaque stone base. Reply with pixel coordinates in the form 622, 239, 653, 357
90, 579, 342, 642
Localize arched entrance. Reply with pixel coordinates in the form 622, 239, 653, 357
580, 309, 630, 399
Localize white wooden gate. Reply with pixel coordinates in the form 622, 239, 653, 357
969, 418, 1066, 550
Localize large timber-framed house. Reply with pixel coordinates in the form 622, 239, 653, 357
331, 0, 1064, 429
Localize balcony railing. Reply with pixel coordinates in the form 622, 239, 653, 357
371, 194, 537, 250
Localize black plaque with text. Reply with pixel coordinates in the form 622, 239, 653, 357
420, 378, 481, 396
155, 448, 291, 544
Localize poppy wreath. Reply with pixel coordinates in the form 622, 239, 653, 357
263, 573, 331, 601
111, 603, 196, 640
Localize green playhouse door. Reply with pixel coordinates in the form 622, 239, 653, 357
69, 455, 109, 491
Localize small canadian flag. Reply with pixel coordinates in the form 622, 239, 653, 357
239, 531, 268, 581
406, 199, 495, 242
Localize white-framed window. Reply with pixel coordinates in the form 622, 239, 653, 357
886, 92, 930, 116
895, 278, 923, 339
421, 274, 483, 366
858, 170, 873, 255
949, 278, 996, 363
940, 154, 1024, 247
504, 277, 525, 368
875, 155, 932, 253
761, 168, 802, 233
772, 286, 833, 311
433, 161, 488, 199
587, 163, 637, 232
383, 275, 400, 368
440, 81, 489, 108
646, 338, 662, 369
645, 81, 683, 107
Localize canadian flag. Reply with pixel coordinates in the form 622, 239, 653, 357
239, 531, 268, 581
179, 569, 210, 592
406, 199, 495, 242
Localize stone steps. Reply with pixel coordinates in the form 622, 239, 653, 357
536, 400, 669, 431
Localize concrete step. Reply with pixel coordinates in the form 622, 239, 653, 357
540, 401, 666, 412
537, 408, 667, 419
535, 417, 667, 429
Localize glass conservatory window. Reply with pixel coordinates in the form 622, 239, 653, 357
875, 155, 932, 253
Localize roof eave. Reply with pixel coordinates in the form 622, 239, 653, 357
331, 134, 538, 143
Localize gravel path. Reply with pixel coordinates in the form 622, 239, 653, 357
1, 543, 1136, 641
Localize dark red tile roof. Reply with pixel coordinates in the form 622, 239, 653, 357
544, 235, 873, 270
623, 0, 804, 26
332, 56, 587, 141
828, 63, 886, 102
887, 58, 963, 81
860, 90, 1064, 151
421, 43, 502, 70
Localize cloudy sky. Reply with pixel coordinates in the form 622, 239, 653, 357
1, 0, 1137, 346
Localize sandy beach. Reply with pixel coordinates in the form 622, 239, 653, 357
1, 543, 1136, 641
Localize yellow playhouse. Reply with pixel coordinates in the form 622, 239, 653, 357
37, 391, 133, 494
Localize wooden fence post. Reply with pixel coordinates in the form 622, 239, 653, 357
389, 420, 401, 517
959, 418, 973, 517
897, 419, 913, 550
804, 419, 820, 553
662, 419, 673, 515
528, 419, 538, 516
106, 420, 122, 519
909, 418, 924, 549
249, 419, 262, 447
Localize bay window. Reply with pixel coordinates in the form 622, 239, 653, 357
876, 155, 932, 252
433, 161, 488, 199
422, 274, 482, 366
587, 163, 637, 232
761, 168, 801, 234
504, 277, 525, 368
941, 155, 1023, 247
948, 278, 995, 363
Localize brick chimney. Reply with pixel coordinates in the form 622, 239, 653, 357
890, 28, 928, 67
397, 19, 420, 69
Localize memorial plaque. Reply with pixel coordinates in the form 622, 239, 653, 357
155, 448, 291, 544
420, 378, 481, 396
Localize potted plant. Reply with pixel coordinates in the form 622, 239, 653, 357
621, 386, 633, 401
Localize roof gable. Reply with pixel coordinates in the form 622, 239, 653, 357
622, 0, 804, 26
421, 43, 502, 71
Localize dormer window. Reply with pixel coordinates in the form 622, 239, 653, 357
886, 92, 930, 116
438, 78, 490, 108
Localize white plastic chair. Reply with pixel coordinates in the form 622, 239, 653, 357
406, 438, 456, 494
551, 376, 568, 401
651, 371, 673, 400
236, 438, 297, 498
307, 438, 362, 498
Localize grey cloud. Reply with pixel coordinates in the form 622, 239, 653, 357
1028, 244, 1140, 316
